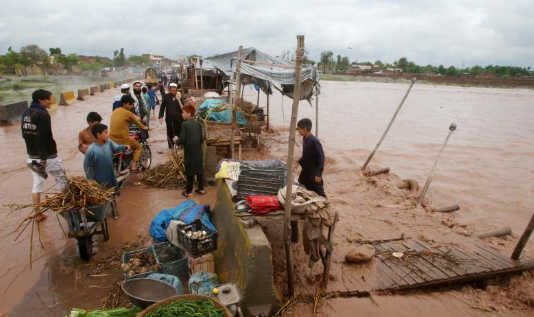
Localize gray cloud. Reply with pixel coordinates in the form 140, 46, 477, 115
0, 0, 532, 67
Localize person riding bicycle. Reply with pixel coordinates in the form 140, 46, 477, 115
109, 94, 149, 172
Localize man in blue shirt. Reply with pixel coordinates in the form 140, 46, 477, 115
295, 118, 326, 198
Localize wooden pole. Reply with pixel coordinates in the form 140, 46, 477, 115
266, 86, 270, 131
511, 211, 534, 260
315, 87, 319, 138
417, 123, 457, 204
362, 78, 416, 170
230, 46, 243, 159
284, 35, 305, 297
200, 59, 204, 91
477, 227, 512, 239
256, 87, 260, 108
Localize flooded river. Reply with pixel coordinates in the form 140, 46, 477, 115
1, 81, 533, 316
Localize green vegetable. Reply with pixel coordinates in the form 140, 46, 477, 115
146, 299, 225, 317
67, 307, 142, 317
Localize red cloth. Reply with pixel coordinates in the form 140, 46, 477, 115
246, 196, 281, 214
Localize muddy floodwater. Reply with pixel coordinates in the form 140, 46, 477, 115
1, 81, 533, 316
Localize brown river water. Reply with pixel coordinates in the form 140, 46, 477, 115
1, 81, 533, 316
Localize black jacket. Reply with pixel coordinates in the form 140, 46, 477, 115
21, 102, 58, 160
159, 93, 183, 120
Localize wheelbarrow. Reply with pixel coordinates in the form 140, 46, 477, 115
59, 199, 118, 261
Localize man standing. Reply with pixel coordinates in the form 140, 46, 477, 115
21, 89, 67, 221
113, 83, 130, 111
159, 83, 184, 149
131, 81, 147, 124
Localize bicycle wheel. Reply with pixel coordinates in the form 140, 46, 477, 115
140, 144, 152, 170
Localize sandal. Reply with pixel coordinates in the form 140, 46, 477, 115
195, 189, 207, 195
181, 191, 193, 198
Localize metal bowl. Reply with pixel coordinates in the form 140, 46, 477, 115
122, 278, 178, 309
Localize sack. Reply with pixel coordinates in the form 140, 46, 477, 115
246, 196, 281, 214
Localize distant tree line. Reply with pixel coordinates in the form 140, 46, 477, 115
0, 44, 151, 75
317, 53, 532, 78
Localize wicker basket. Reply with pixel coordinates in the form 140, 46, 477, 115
137, 294, 232, 317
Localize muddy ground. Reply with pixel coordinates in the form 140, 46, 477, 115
1, 81, 533, 316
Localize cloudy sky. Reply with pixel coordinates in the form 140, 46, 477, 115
1, 0, 532, 68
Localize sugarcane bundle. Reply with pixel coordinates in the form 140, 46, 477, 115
141, 149, 187, 189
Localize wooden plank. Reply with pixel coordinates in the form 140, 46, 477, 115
372, 261, 398, 290
435, 246, 496, 274
405, 240, 457, 278
375, 244, 422, 285
391, 242, 451, 281
470, 242, 521, 268
381, 242, 435, 282
419, 242, 480, 275
373, 247, 412, 288
413, 240, 466, 277
457, 243, 512, 270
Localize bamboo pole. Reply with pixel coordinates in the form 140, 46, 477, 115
266, 86, 270, 131
417, 123, 457, 204
200, 59, 204, 91
230, 46, 243, 159
362, 78, 416, 170
315, 87, 319, 138
284, 35, 305, 297
256, 87, 260, 107
511, 211, 534, 260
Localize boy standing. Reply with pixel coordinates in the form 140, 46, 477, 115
172, 105, 205, 197
78, 112, 102, 154
84, 123, 131, 192
295, 118, 326, 198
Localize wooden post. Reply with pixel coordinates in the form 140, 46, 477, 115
266, 87, 270, 131
362, 79, 416, 170
315, 87, 319, 138
511, 211, 534, 260
284, 35, 305, 297
230, 46, 243, 159
417, 123, 457, 204
200, 59, 204, 91
256, 86, 260, 107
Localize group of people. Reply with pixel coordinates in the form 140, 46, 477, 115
22, 78, 208, 222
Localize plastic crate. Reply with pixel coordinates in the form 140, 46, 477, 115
122, 246, 159, 280
236, 165, 285, 199
177, 220, 218, 258
154, 242, 189, 279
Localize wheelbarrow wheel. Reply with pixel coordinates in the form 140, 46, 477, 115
78, 236, 93, 261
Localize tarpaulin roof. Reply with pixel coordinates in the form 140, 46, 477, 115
204, 47, 319, 100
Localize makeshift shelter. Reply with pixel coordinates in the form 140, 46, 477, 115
205, 47, 320, 101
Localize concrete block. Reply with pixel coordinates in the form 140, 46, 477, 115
77, 88, 90, 101
99, 84, 107, 92
59, 91, 75, 106
49, 94, 58, 110
114, 81, 120, 87
0, 101, 28, 125
107, 82, 114, 89
90, 86, 99, 95
203, 146, 217, 185
212, 180, 280, 317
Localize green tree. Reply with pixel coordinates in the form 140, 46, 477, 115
113, 48, 126, 67
397, 57, 408, 72
4, 47, 21, 73
319, 51, 334, 73
303, 56, 315, 66
20, 44, 49, 65
128, 55, 151, 66
339, 56, 350, 71
374, 60, 384, 67
445, 65, 457, 76
49, 47, 62, 55
437, 65, 445, 75
56, 54, 79, 73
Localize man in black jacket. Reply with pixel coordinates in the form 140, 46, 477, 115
22, 89, 67, 221
158, 83, 184, 148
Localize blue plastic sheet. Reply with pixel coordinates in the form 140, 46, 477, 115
149, 201, 216, 243
207, 109, 248, 125
198, 98, 226, 111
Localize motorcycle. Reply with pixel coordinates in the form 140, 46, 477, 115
113, 127, 152, 187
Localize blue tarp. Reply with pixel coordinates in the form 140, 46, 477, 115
207, 109, 248, 125
149, 201, 216, 243
198, 98, 227, 111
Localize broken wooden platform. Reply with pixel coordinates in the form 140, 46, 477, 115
326, 239, 534, 295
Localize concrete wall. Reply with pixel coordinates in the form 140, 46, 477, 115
77, 88, 90, 101
99, 84, 107, 92
212, 181, 280, 317
107, 82, 114, 89
0, 101, 28, 125
59, 91, 76, 106
90, 86, 99, 95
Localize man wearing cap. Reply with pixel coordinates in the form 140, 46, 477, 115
159, 83, 184, 149
113, 84, 131, 111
